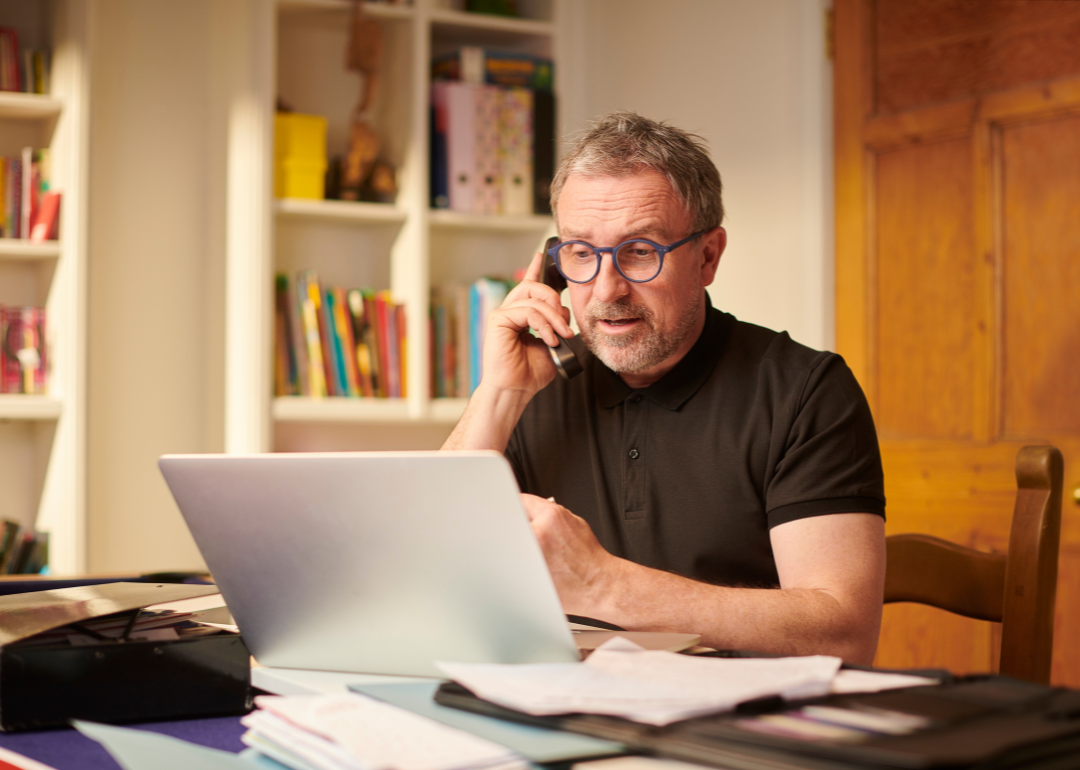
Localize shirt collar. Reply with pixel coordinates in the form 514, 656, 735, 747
594, 293, 731, 410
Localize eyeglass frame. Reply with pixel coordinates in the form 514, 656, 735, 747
545, 230, 707, 284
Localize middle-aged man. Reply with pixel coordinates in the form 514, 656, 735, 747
443, 112, 886, 665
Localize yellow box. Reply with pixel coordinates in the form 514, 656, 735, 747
274, 113, 327, 159
275, 156, 327, 199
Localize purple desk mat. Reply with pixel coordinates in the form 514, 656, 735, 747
0, 715, 247, 769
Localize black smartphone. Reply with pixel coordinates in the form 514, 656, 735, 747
540, 236, 582, 379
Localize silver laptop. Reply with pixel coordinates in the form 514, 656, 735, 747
158, 450, 580, 677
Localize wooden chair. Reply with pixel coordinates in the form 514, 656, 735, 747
883, 445, 1064, 684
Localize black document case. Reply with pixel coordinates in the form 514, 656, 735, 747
435, 676, 1080, 770
0, 582, 251, 731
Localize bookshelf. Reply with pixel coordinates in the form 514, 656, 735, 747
226, 0, 563, 453
0, 0, 90, 574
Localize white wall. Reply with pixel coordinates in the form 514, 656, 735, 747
560, 0, 834, 350
87, 0, 226, 572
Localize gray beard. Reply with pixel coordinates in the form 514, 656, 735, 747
579, 292, 701, 375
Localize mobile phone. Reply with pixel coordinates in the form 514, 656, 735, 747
540, 236, 582, 379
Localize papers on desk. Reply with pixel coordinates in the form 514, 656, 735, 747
438, 637, 843, 726
242, 693, 530, 770
438, 638, 936, 727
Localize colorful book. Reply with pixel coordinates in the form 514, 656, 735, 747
29, 190, 59, 243
298, 272, 328, 398
474, 84, 502, 215
432, 48, 554, 92
430, 84, 450, 209
331, 287, 361, 397
499, 87, 533, 216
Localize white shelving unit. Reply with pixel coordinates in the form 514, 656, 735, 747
225, 0, 561, 453
0, 0, 90, 574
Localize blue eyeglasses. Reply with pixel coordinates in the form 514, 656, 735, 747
546, 231, 706, 284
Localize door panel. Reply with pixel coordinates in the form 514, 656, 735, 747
1001, 116, 1080, 437
835, 0, 1080, 685
876, 140, 976, 439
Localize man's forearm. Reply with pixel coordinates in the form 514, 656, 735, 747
586, 559, 881, 664
441, 383, 535, 451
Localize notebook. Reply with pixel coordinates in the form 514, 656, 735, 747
160, 450, 597, 677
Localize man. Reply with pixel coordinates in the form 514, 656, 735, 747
443, 112, 885, 665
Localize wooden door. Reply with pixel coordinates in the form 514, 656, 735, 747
834, 0, 1080, 685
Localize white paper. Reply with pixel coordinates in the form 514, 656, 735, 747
829, 669, 939, 694
249, 693, 530, 770
438, 638, 843, 726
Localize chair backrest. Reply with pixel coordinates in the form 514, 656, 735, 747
884, 445, 1064, 684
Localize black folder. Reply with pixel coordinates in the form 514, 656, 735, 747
0, 582, 251, 731
435, 675, 1080, 770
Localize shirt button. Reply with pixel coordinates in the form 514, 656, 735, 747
629, 448, 640, 459
629, 394, 643, 403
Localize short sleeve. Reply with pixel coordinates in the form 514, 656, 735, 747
765, 355, 886, 529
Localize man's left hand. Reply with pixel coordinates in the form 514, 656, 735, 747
520, 493, 622, 614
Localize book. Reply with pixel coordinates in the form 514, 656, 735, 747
331, 287, 361, 397
273, 275, 296, 396
347, 289, 375, 398
0, 520, 21, 573
440, 81, 478, 213
272, 275, 407, 399
474, 85, 502, 215
29, 190, 59, 243
430, 84, 450, 209
0, 27, 20, 93
499, 87, 533, 216
532, 90, 556, 215
0, 306, 46, 394
322, 288, 347, 396
298, 272, 329, 398
432, 48, 554, 92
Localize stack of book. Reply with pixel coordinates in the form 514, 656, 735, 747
430, 276, 515, 398
0, 305, 46, 395
275, 272, 406, 399
0, 520, 47, 575
430, 47, 555, 215
1, 147, 60, 242
0, 27, 50, 94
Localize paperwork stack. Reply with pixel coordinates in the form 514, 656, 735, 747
433, 641, 1080, 770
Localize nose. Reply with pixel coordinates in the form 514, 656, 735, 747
591, 251, 631, 303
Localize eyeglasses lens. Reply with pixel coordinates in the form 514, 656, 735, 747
557, 243, 600, 282
616, 241, 662, 281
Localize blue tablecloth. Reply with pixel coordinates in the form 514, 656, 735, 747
0, 715, 247, 769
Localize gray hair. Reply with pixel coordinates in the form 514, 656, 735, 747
550, 111, 724, 232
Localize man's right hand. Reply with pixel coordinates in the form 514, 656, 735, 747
478, 250, 574, 398
441, 250, 574, 452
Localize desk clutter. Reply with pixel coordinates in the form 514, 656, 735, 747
0, 582, 250, 732
54, 635, 1080, 770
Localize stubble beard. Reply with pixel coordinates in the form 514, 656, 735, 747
580, 292, 701, 375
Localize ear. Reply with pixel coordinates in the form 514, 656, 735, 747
699, 227, 726, 286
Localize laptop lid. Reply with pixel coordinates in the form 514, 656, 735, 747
158, 450, 579, 677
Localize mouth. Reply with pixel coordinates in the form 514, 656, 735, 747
596, 316, 640, 334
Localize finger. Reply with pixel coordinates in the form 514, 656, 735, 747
520, 493, 543, 522
495, 299, 573, 344
523, 249, 545, 283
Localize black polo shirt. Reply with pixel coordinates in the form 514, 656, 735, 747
505, 303, 885, 589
